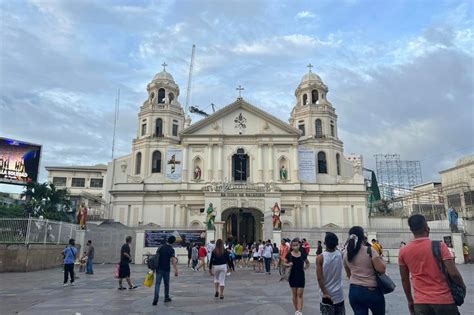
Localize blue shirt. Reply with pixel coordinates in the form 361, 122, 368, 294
63, 246, 78, 264
448, 208, 458, 224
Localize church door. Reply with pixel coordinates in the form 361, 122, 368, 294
232, 149, 249, 181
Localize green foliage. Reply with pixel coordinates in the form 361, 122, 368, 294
21, 182, 72, 222
0, 204, 26, 218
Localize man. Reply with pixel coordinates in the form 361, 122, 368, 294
279, 239, 290, 268
85, 240, 95, 274
197, 243, 207, 271
302, 238, 310, 255
234, 242, 243, 268
448, 207, 459, 233
399, 214, 466, 314
316, 232, 345, 315
118, 236, 138, 290
153, 235, 178, 305
263, 240, 273, 275
371, 239, 383, 256
186, 243, 193, 268
316, 240, 323, 255
63, 238, 78, 286
206, 240, 215, 268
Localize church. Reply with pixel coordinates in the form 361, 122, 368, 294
104, 65, 368, 244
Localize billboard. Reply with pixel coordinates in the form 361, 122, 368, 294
144, 230, 206, 248
298, 146, 316, 183
165, 147, 183, 182
0, 137, 42, 185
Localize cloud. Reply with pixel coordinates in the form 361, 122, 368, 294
296, 11, 315, 19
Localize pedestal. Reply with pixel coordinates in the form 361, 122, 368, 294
206, 230, 215, 245
272, 230, 282, 246
451, 233, 464, 264
214, 221, 224, 241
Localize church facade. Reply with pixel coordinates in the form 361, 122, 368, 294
105, 66, 368, 243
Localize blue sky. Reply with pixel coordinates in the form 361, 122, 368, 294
0, 0, 473, 193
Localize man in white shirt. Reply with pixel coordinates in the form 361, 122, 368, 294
206, 240, 215, 268
263, 240, 273, 275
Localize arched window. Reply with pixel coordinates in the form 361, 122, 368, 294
303, 94, 308, 105
152, 151, 162, 173
330, 121, 335, 137
155, 118, 163, 137
315, 119, 323, 138
135, 152, 142, 175
317, 151, 327, 174
168, 92, 174, 103
336, 153, 341, 176
311, 89, 318, 104
158, 88, 165, 103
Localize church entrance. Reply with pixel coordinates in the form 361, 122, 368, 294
222, 208, 262, 244
232, 148, 249, 181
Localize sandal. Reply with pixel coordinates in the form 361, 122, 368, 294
219, 295, 224, 299
129, 285, 138, 290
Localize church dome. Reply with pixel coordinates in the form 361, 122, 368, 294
301, 71, 322, 84
153, 70, 175, 82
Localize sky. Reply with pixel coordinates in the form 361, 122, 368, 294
0, 0, 473, 193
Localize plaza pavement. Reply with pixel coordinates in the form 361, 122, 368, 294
0, 263, 473, 315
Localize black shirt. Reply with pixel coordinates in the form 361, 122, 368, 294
120, 243, 131, 264
209, 251, 229, 268
157, 244, 175, 271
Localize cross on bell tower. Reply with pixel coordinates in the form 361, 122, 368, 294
161, 62, 168, 71
307, 63, 313, 73
236, 85, 244, 99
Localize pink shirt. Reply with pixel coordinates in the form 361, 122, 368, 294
398, 238, 454, 304
343, 245, 378, 287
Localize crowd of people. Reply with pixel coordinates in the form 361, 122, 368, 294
61, 213, 468, 315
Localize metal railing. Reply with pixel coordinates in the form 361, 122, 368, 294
0, 218, 80, 245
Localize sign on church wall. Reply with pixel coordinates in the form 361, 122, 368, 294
165, 147, 183, 182
298, 146, 316, 183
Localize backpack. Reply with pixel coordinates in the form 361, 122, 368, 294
147, 246, 161, 271
431, 241, 465, 306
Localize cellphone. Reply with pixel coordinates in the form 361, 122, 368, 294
322, 297, 333, 305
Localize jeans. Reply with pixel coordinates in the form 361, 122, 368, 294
349, 284, 385, 315
64, 263, 75, 284
192, 259, 198, 269
86, 258, 93, 274
321, 301, 346, 315
154, 270, 170, 302
414, 304, 459, 315
264, 257, 271, 273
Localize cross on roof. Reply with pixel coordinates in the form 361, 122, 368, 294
307, 63, 313, 73
236, 85, 244, 98
161, 62, 168, 71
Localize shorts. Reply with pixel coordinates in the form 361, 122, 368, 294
242, 254, 248, 259
235, 255, 242, 260
213, 264, 228, 286
119, 263, 130, 278
273, 253, 279, 260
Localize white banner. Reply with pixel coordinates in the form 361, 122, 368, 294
165, 147, 183, 182
298, 146, 316, 183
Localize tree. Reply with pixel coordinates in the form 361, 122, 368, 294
21, 182, 72, 222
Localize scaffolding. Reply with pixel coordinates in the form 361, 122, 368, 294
374, 154, 423, 199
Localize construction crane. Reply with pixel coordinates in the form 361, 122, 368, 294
185, 44, 196, 114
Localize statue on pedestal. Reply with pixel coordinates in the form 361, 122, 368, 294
272, 202, 282, 230
280, 165, 288, 180
206, 202, 216, 230
194, 166, 202, 180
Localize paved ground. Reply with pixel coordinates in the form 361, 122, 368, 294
0, 263, 473, 315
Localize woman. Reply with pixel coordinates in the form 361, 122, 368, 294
242, 245, 249, 268
209, 239, 229, 299
272, 243, 279, 269
285, 238, 310, 315
344, 226, 386, 315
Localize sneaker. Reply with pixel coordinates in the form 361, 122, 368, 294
152, 300, 158, 306
226, 272, 231, 276
129, 285, 138, 290
118, 287, 126, 290
295, 311, 302, 315
164, 297, 172, 303
63, 283, 68, 287
70, 282, 75, 286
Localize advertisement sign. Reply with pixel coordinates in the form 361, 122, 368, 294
298, 146, 316, 183
144, 230, 206, 248
165, 147, 183, 182
0, 137, 41, 185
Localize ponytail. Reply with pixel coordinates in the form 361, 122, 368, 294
347, 226, 364, 262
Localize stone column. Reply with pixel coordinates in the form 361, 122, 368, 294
182, 145, 188, 182
258, 144, 263, 182
181, 205, 187, 227
218, 144, 223, 181
134, 231, 145, 265
292, 144, 299, 181
207, 144, 213, 180
452, 233, 464, 264
268, 144, 274, 181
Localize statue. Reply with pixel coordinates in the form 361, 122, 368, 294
194, 166, 202, 180
280, 165, 288, 180
272, 202, 282, 230
77, 203, 88, 230
206, 202, 216, 230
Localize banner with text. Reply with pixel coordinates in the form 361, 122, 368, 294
298, 146, 316, 183
165, 147, 183, 182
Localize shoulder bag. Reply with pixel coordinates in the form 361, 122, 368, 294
367, 246, 396, 294
431, 240, 465, 306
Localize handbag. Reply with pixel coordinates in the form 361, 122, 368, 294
432, 241, 465, 306
114, 264, 120, 279
144, 271, 155, 287
367, 247, 396, 294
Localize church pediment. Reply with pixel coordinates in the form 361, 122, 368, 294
181, 99, 301, 137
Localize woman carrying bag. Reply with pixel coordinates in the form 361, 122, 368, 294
285, 238, 310, 315
209, 239, 230, 299
343, 226, 386, 315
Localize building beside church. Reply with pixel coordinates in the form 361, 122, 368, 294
104, 65, 368, 244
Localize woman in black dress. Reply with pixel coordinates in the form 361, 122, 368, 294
285, 238, 310, 315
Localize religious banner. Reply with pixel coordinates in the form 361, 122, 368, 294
144, 230, 205, 247
165, 147, 183, 182
298, 146, 316, 183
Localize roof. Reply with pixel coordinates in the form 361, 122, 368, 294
45, 164, 107, 171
